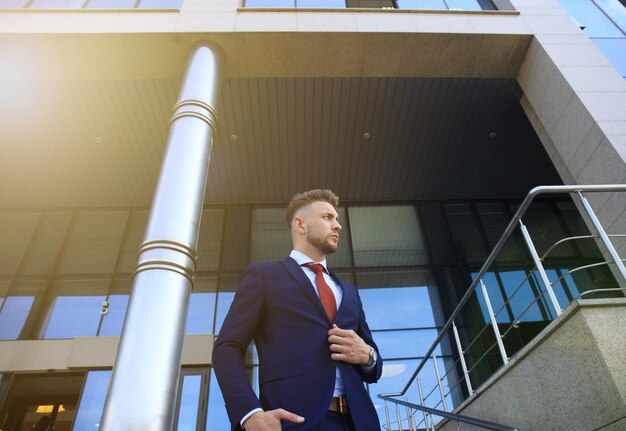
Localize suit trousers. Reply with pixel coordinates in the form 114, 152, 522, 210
311, 411, 357, 431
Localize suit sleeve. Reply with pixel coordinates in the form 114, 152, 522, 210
355, 287, 383, 383
212, 264, 265, 427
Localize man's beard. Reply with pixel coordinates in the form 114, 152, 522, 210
306, 231, 338, 255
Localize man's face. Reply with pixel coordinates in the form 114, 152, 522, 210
301, 201, 342, 255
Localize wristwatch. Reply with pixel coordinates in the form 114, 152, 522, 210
366, 346, 377, 366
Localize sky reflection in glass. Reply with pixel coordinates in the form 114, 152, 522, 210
73, 371, 111, 431
0, 296, 34, 339
177, 375, 202, 431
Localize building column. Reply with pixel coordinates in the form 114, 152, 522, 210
100, 44, 220, 431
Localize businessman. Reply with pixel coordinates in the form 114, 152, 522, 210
212, 189, 382, 431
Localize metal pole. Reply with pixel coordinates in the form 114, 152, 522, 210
417, 379, 431, 431
480, 280, 509, 365
432, 355, 449, 412
519, 221, 563, 316
578, 191, 626, 282
385, 401, 392, 431
100, 44, 220, 431
452, 320, 473, 395
404, 396, 417, 431
396, 405, 404, 431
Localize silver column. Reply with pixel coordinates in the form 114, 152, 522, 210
100, 44, 220, 431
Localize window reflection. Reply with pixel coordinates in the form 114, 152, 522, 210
396, 0, 447, 9
85, 0, 136, 7
349, 206, 428, 267
73, 370, 111, 431
139, 0, 182, 7
207, 369, 232, 431
43, 279, 109, 339
185, 277, 217, 335
177, 375, 202, 431
98, 279, 131, 337
0, 280, 47, 340
215, 274, 239, 334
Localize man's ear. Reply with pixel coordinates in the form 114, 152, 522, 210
294, 216, 306, 233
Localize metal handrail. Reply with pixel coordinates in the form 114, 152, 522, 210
380, 184, 626, 398
378, 395, 519, 431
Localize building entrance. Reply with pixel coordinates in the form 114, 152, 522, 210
0, 374, 82, 431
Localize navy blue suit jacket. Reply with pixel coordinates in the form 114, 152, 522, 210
212, 257, 383, 430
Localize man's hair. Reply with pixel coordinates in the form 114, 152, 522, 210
286, 189, 339, 227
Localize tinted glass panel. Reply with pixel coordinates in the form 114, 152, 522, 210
298, 0, 346, 7
0, 0, 28, 7
117, 210, 148, 274
350, 206, 428, 267
0, 212, 40, 276
43, 279, 109, 339
185, 277, 217, 334
21, 212, 72, 276
357, 271, 442, 329
98, 278, 131, 336
139, 0, 182, 7
30, 0, 77, 7
215, 274, 239, 334
85, 0, 136, 7
245, 0, 294, 6
594, 0, 626, 32
196, 209, 225, 272
73, 370, 111, 431
396, 0, 446, 9
206, 370, 231, 430
176, 375, 202, 431
58, 211, 128, 274
372, 329, 442, 359
446, 0, 482, 10
0, 280, 47, 340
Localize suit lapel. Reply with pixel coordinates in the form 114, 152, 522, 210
281, 257, 330, 322
329, 269, 349, 318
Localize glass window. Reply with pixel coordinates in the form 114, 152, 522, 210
185, 276, 217, 335
250, 207, 292, 263
196, 209, 225, 272
298, 0, 346, 7
444, 203, 490, 264
250, 207, 351, 267
594, 0, 626, 32
593, 38, 626, 77
0, 212, 40, 276
446, 0, 482, 10
98, 278, 131, 336
29, 0, 79, 7
357, 270, 443, 329
117, 210, 148, 274
85, 0, 137, 7
0, 280, 47, 340
206, 369, 232, 431
346, 0, 394, 7
396, 0, 446, 9
72, 370, 111, 431
349, 206, 428, 267
372, 328, 443, 359
176, 375, 202, 431
21, 212, 72, 276
139, 0, 182, 7
0, 0, 28, 6
559, 0, 624, 37
245, 0, 294, 6
43, 279, 109, 339
214, 273, 240, 334
58, 211, 128, 275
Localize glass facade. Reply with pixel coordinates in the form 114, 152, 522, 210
559, 0, 626, 77
243, 0, 496, 10
0, 0, 182, 8
0, 197, 620, 429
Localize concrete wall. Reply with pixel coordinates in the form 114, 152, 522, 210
0, 334, 213, 372
439, 298, 626, 431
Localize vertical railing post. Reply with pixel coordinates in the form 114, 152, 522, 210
480, 280, 509, 365
385, 400, 392, 431
404, 396, 417, 431
432, 355, 449, 412
100, 44, 220, 431
417, 378, 432, 431
396, 405, 404, 431
577, 191, 626, 283
519, 220, 563, 316
452, 320, 473, 395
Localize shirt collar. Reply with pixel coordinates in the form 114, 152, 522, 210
290, 250, 328, 272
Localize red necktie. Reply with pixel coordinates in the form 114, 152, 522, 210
303, 263, 337, 322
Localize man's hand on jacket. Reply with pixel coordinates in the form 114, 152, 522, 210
243, 409, 304, 431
